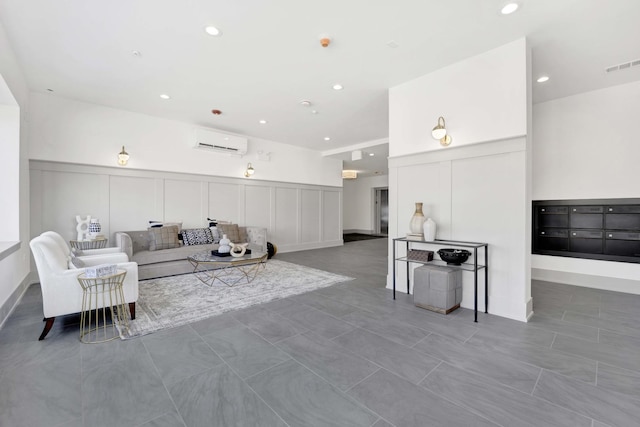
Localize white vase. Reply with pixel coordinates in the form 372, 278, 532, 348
409, 202, 425, 235
218, 234, 231, 253
423, 218, 437, 241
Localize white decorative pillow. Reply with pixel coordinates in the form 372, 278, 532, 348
68, 254, 85, 269
148, 221, 183, 232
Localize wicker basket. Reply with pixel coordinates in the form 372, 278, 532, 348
407, 249, 434, 262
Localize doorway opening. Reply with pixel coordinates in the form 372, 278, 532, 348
374, 187, 388, 236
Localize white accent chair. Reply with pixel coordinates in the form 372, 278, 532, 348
29, 233, 139, 340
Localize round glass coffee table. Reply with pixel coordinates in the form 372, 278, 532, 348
187, 251, 268, 287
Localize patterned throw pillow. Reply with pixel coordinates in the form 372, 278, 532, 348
181, 228, 214, 246
148, 225, 181, 251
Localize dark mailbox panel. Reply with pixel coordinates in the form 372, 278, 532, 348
533, 199, 640, 263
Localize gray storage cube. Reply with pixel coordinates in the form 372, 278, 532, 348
413, 264, 462, 314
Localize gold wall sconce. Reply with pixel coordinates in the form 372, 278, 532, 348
432, 116, 452, 146
244, 163, 255, 177
117, 146, 129, 166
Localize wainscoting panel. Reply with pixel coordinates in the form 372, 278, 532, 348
164, 179, 207, 228
40, 170, 110, 241
323, 191, 342, 242
110, 175, 162, 232
275, 187, 299, 246
244, 185, 271, 230
208, 182, 240, 224
30, 161, 342, 253
301, 189, 321, 243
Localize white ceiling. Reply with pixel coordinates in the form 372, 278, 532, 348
1, 0, 639, 161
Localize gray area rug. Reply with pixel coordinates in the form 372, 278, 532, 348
119, 260, 353, 339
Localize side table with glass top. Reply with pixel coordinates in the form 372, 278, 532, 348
77, 269, 130, 343
70, 238, 108, 250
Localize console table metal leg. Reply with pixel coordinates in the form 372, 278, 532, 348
484, 245, 489, 313
474, 248, 478, 323
392, 240, 396, 300
406, 241, 410, 294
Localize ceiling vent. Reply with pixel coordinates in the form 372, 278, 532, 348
194, 128, 247, 156
605, 58, 640, 73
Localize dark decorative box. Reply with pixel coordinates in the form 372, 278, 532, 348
407, 249, 434, 262
211, 250, 231, 257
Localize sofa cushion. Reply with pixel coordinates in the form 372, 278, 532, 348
148, 225, 181, 251
132, 243, 219, 266
148, 221, 183, 232
182, 228, 214, 246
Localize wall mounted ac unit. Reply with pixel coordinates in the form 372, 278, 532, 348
194, 128, 248, 156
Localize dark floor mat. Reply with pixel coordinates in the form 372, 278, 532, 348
343, 233, 387, 243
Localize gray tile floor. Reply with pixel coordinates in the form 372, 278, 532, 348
1, 238, 639, 426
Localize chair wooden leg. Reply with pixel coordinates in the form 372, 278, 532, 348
39, 317, 55, 340
129, 302, 136, 320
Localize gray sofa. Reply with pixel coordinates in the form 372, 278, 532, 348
114, 226, 267, 280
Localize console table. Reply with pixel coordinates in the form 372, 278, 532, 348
392, 237, 489, 322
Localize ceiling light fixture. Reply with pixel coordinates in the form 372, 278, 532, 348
244, 163, 255, 178
319, 34, 331, 48
311, 110, 319, 114
160, 94, 171, 100
342, 170, 357, 179
369, 153, 375, 157
299, 100, 312, 107
204, 26, 222, 36
501, 3, 519, 15
332, 84, 343, 91
117, 146, 129, 166
259, 119, 267, 124
132, 50, 141, 57
536, 76, 550, 83
324, 137, 331, 141
211, 109, 222, 115
432, 116, 452, 147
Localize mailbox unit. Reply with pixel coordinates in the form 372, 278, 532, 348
532, 199, 640, 263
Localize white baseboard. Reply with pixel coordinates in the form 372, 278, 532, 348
276, 240, 343, 254
532, 268, 640, 295
343, 229, 374, 235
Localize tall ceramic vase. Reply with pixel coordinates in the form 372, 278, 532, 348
88, 218, 101, 238
409, 202, 426, 235
423, 218, 437, 241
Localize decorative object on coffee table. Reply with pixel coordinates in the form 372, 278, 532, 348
437, 248, 471, 265
230, 242, 249, 257
218, 234, 231, 254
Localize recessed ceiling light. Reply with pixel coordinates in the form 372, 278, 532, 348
160, 94, 171, 100
537, 76, 550, 83
299, 100, 312, 107
132, 50, 141, 57
259, 120, 267, 124
369, 153, 375, 157
501, 3, 519, 15
332, 84, 343, 91
311, 110, 319, 114
204, 26, 222, 36
324, 137, 331, 141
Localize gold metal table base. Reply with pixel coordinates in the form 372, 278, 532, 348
188, 253, 268, 287
77, 270, 130, 343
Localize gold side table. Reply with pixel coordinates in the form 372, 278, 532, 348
70, 239, 108, 250
77, 269, 129, 343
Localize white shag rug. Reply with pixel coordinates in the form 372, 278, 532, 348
119, 260, 353, 339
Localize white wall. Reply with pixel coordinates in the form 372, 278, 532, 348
28, 92, 343, 188
343, 174, 389, 233
390, 38, 527, 157
388, 38, 531, 321
0, 19, 31, 326
532, 81, 640, 293
30, 161, 343, 255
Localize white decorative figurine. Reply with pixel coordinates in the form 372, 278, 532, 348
218, 234, 231, 254
230, 242, 249, 257
75, 215, 91, 241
